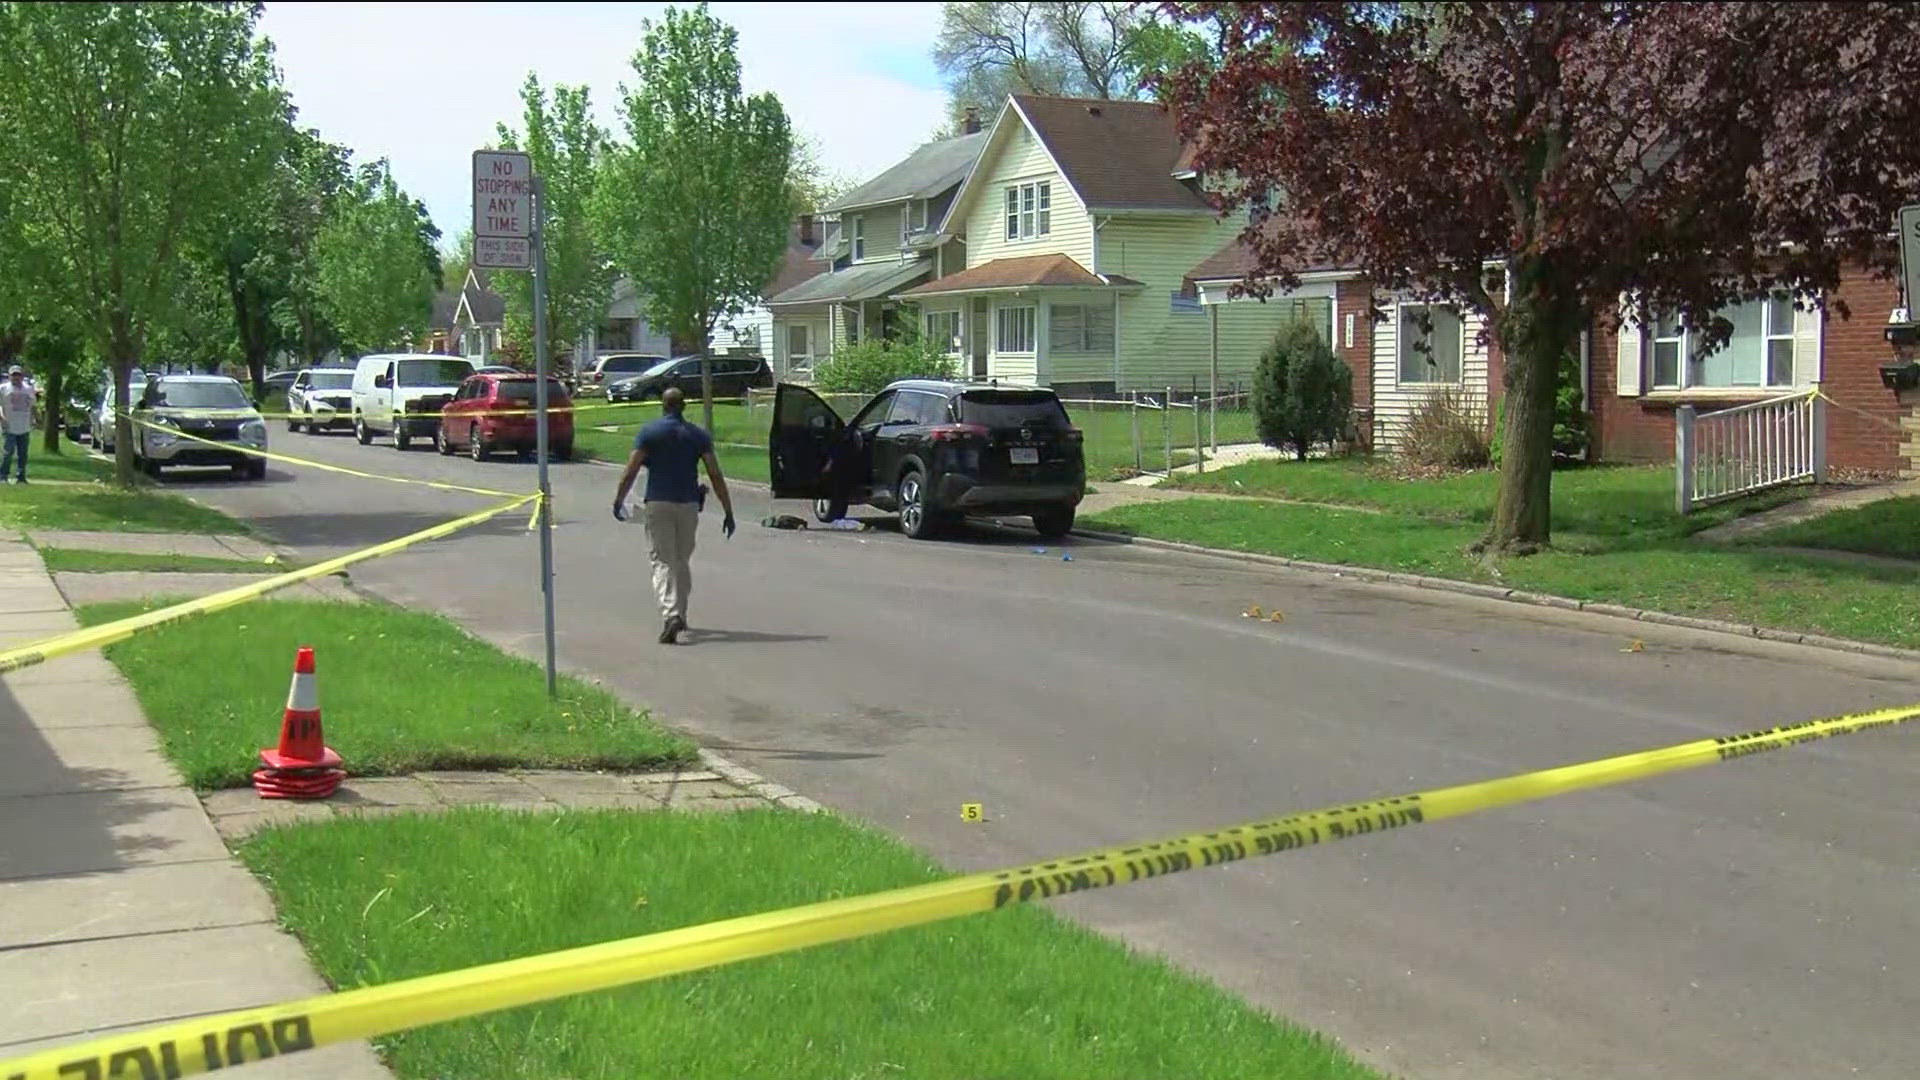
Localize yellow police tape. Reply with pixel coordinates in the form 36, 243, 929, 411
0, 491, 540, 677
2, 699, 1912, 1078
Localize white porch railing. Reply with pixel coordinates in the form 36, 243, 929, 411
1675, 389, 1825, 514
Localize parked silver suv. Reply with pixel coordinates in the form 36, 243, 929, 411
131, 374, 269, 480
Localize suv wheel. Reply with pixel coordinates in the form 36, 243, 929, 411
896, 469, 936, 540
813, 496, 848, 524
1032, 505, 1075, 539
394, 424, 412, 451
354, 415, 372, 445
287, 412, 301, 434
469, 424, 488, 462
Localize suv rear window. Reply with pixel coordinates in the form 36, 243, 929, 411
956, 391, 1070, 429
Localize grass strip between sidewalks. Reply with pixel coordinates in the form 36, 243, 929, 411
80, 598, 696, 789
38, 547, 292, 575
241, 808, 1377, 1080
1087, 465, 1920, 650
0, 482, 249, 534
15, 447, 113, 483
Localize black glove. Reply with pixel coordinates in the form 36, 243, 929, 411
722, 515, 736, 539
613, 501, 628, 522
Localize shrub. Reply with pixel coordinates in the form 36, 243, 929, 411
811, 330, 957, 395
1251, 320, 1353, 460
1489, 348, 1592, 466
1400, 388, 1491, 469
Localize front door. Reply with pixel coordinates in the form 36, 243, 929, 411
785, 323, 810, 377
768, 383, 846, 498
970, 298, 990, 380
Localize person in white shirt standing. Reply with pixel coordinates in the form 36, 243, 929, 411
2, 365, 37, 484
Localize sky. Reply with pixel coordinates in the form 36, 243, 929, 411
257, 2, 950, 251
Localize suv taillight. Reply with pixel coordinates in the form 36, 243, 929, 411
928, 423, 989, 443
1062, 427, 1083, 444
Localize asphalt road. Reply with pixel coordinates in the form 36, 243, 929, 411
159, 429, 1920, 1080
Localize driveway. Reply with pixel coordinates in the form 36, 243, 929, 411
158, 431, 1920, 1080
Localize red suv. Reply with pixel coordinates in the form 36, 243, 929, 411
438, 374, 574, 461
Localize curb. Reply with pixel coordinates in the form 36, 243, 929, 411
1069, 527, 1920, 666
697, 748, 826, 814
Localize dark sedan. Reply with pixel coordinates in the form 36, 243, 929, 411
605, 355, 772, 403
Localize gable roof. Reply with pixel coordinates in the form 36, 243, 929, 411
764, 218, 828, 298
825, 130, 989, 214
766, 258, 932, 307
1012, 95, 1212, 213
1186, 218, 1362, 285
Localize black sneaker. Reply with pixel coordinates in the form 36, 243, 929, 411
659, 614, 685, 644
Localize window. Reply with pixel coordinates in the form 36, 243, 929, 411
996, 305, 1036, 353
845, 307, 862, 344
850, 390, 897, 429
1649, 293, 1797, 390
1047, 303, 1115, 352
888, 390, 948, 426
1397, 304, 1463, 384
849, 215, 865, 260
924, 311, 961, 355
1003, 181, 1052, 241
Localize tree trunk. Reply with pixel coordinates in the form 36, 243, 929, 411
110, 315, 139, 486
41, 367, 64, 454
1482, 276, 1581, 555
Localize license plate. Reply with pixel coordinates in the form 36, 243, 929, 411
1009, 447, 1039, 465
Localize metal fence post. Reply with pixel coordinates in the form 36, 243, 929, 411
1130, 390, 1141, 474
1194, 392, 1205, 474
1674, 404, 1696, 515
1164, 385, 1174, 476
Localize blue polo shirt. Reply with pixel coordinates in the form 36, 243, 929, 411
634, 414, 713, 503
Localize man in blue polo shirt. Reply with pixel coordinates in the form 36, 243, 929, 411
613, 387, 736, 643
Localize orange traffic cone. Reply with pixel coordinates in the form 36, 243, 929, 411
252, 646, 344, 800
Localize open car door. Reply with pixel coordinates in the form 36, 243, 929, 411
768, 383, 846, 498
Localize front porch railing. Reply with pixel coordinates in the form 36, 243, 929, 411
1675, 388, 1825, 514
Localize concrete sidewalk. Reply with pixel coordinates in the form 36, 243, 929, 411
0, 540, 389, 1076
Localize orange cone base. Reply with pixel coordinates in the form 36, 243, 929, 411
251, 767, 345, 800
258, 744, 343, 771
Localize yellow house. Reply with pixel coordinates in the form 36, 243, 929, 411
898, 95, 1326, 397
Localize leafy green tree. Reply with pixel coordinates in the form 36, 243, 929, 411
933, 2, 1216, 122
313, 161, 441, 354
1251, 320, 1353, 461
494, 74, 616, 374
599, 3, 793, 429
0, 1, 282, 482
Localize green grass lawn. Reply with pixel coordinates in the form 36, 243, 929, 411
1746, 496, 1920, 561
0, 483, 249, 534
38, 548, 290, 574
242, 809, 1375, 1080
81, 598, 696, 789
1088, 460, 1920, 650
15, 445, 112, 482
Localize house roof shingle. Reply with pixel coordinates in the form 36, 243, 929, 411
899, 253, 1139, 297
765, 219, 828, 298
1011, 95, 1211, 213
767, 258, 933, 306
825, 130, 989, 214
1186, 219, 1360, 284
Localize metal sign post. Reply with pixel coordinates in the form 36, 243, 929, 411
474, 148, 556, 696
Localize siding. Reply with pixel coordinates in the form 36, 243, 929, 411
964, 124, 1093, 269
1370, 296, 1492, 453
846, 203, 906, 264
711, 304, 772, 356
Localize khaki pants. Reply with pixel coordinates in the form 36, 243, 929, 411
642, 500, 700, 623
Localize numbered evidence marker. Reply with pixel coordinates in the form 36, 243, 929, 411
960, 802, 984, 822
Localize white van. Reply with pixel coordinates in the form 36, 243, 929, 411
350, 353, 476, 450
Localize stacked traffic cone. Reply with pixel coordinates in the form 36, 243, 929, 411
252, 646, 345, 800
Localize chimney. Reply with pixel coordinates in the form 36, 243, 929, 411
799, 213, 814, 245
962, 106, 980, 135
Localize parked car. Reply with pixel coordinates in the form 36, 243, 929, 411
130, 374, 269, 480
350, 353, 475, 450
286, 367, 356, 433
89, 370, 146, 452
475, 364, 520, 376
580, 353, 668, 396
437, 373, 574, 461
605, 355, 772, 403
768, 380, 1085, 540
262, 370, 300, 396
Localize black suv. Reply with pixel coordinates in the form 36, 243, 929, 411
607, 355, 773, 403
769, 380, 1085, 539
